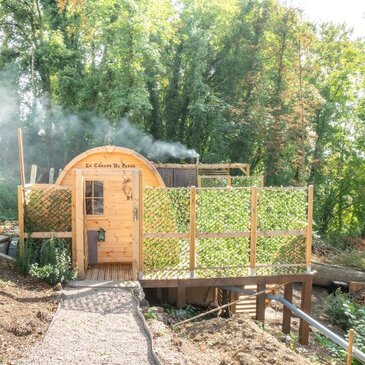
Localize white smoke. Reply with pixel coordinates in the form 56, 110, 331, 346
110, 119, 198, 160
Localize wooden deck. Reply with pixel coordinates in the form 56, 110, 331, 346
85, 263, 133, 281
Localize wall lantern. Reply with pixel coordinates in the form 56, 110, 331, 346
97, 228, 106, 242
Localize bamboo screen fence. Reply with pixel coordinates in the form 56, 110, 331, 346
198, 175, 264, 188
142, 186, 313, 279
20, 184, 72, 238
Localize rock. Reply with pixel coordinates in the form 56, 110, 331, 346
53, 283, 63, 291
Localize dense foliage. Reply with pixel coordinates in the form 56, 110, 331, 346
1, 0, 365, 239
15, 237, 76, 285
316, 290, 365, 364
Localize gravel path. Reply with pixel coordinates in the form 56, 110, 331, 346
19, 287, 156, 365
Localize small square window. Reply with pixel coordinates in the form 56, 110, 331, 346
85, 181, 104, 215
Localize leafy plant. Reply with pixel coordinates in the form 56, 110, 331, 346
15, 237, 76, 285
29, 237, 76, 285
317, 290, 365, 364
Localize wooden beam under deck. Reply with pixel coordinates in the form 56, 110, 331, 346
139, 272, 315, 288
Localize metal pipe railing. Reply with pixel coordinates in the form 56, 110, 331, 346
222, 286, 365, 364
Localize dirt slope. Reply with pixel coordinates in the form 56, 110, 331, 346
148, 313, 311, 364
0, 257, 58, 365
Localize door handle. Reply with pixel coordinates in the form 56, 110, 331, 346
133, 208, 138, 221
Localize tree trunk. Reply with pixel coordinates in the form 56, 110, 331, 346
312, 261, 365, 287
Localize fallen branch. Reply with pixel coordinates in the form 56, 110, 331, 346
175, 282, 288, 327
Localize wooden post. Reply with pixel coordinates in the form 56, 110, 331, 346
306, 185, 314, 273
250, 187, 258, 275
347, 328, 355, 365
299, 278, 312, 345
227, 176, 232, 188
246, 164, 250, 176
49, 168, 54, 184
72, 169, 85, 279
30, 165, 37, 184
256, 283, 266, 321
189, 186, 197, 278
282, 282, 293, 334
197, 175, 202, 188
132, 170, 140, 280
260, 175, 264, 187
177, 282, 186, 308
58, 168, 62, 177
138, 171, 144, 278
17, 185, 25, 255
17, 128, 25, 187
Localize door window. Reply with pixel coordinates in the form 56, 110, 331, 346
85, 181, 104, 215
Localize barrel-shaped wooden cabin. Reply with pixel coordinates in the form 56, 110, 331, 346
57, 146, 165, 278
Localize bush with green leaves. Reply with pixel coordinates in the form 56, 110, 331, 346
15, 237, 76, 285
316, 290, 365, 364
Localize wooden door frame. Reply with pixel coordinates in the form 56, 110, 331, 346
72, 168, 141, 280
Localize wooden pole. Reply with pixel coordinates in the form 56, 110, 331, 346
17, 185, 25, 255
299, 278, 312, 345
226, 176, 232, 188
250, 187, 258, 275
30, 165, 37, 184
17, 128, 25, 187
49, 168, 54, 184
138, 170, 144, 278
198, 175, 202, 188
256, 282, 266, 321
246, 164, 250, 176
347, 329, 355, 365
189, 186, 197, 278
260, 175, 264, 187
306, 185, 314, 272
282, 282, 293, 334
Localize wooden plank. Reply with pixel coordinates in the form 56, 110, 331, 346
17, 186, 24, 255
189, 186, 196, 277
256, 283, 266, 321
25, 232, 72, 239
197, 232, 250, 239
105, 264, 112, 281
144, 230, 305, 240
30, 165, 37, 184
140, 272, 315, 288
282, 282, 293, 334
17, 128, 25, 187
299, 278, 312, 345
257, 230, 306, 237
91, 266, 98, 281
49, 168, 55, 184
306, 185, 314, 271
144, 232, 189, 239
250, 187, 258, 275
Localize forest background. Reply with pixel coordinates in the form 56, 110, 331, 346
1, 0, 365, 242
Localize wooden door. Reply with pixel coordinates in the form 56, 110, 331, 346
83, 169, 140, 268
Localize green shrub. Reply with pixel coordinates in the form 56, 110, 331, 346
15, 237, 76, 285
15, 238, 40, 274
317, 290, 365, 364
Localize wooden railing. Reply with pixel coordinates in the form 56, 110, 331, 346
141, 186, 313, 280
